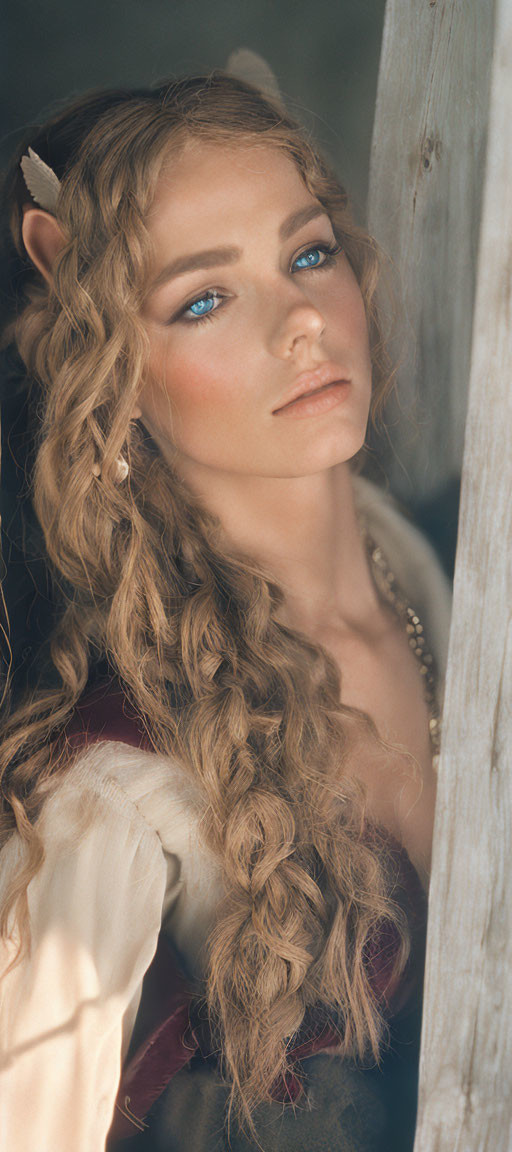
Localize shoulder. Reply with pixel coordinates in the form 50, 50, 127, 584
7, 742, 174, 903
50, 736, 207, 863
352, 473, 453, 691
56, 677, 207, 855
0, 741, 173, 985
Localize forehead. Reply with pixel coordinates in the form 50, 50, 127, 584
146, 139, 315, 241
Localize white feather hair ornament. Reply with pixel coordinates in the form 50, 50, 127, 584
20, 146, 62, 214
225, 48, 285, 113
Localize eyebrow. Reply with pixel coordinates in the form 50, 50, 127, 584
148, 204, 330, 293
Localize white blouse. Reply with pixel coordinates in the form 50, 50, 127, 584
0, 475, 453, 1151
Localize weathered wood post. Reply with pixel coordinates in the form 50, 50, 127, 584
368, 0, 494, 504
369, 0, 512, 1147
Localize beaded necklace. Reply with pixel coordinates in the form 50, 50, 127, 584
358, 514, 442, 770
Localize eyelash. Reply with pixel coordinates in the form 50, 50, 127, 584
174, 241, 343, 327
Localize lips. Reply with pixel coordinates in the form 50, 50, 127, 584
272, 362, 350, 413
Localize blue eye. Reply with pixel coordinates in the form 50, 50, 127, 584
188, 294, 218, 317
293, 241, 343, 272
179, 288, 223, 324
174, 241, 342, 327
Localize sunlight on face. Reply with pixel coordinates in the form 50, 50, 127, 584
137, 139, 373, 486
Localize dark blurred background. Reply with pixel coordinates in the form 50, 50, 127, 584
1, 0, 386, 223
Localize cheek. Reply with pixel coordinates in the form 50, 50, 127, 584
144, 330, 249, 436
346, 288, 369, 338
322, 266, 371, 355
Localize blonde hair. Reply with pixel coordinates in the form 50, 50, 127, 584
0, 71, 408, 1136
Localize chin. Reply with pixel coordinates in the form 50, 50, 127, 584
283, 428, 368, 476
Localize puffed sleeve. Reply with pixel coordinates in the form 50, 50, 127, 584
0, 762, 170, 1152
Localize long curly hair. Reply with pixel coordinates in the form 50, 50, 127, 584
0, 71, 409, 1135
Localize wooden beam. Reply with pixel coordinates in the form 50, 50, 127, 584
368, 0, 494, 502
413, 0, 512, 1146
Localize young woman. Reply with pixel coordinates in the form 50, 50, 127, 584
0, 71, 452, 1151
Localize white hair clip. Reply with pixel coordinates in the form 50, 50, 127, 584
20, 146, 62, 214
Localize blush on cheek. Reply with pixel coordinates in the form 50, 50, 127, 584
168, 360, 240, 413
143, 342, 245, 441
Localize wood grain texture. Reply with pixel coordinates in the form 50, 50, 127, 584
411, 0, 512, 1147
368, 0, 494, 502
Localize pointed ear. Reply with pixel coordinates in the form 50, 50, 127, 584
225, 49, 285, 113
21, 207, 67, 284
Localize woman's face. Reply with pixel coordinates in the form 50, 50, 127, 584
137, 139, 373, 483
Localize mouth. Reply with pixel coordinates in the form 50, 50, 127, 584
272, 363, 351, 416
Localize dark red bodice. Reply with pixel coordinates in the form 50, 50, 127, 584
64, 678, 427, 1142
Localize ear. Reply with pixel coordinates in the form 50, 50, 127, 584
225, 49, 285, 112
21, 207, 67, 283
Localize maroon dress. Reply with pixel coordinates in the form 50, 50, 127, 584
64, 677, 428, 1148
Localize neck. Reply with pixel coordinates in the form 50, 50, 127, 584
180, 459, 381, 635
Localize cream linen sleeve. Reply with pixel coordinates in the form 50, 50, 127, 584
0, 762, 170, 1152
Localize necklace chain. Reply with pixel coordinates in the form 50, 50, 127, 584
358, 514, 442, 769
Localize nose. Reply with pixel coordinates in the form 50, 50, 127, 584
268, 292, 326, 361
